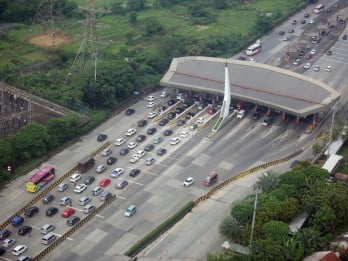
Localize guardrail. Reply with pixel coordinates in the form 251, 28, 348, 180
0, 140, 111, 230
194, 148, 303, 205
33, 194, 116, 260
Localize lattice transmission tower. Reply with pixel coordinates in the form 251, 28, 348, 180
65, 0, 107, 84
32, 0, 65, 47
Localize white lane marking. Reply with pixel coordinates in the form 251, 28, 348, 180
127, 180, 145, 186
116, 195, 127, 200
145, 172, 157, 176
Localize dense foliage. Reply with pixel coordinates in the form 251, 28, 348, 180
0, 0, 301, 112
0, 113, 82, 185
0, 0, 77, 22
215, 162, 348, 260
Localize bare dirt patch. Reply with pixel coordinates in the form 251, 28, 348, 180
196, 25, 209, 31
27, 32, 76, 48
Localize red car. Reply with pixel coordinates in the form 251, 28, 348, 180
99, 178, 111, 187
203, 171, 218, 187
62, 207, 75, 218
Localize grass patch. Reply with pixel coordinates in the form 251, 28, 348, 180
80, 109, 109, 133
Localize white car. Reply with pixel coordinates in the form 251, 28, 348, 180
309, 19, 314, 24
2, 238, 16, 248
136, 150, 146, 158
12, 245, 27, 256
170, 137, 181, 145
114, 138, 125, 146
101, 148, 112, 156
160, 91, 169, 97
146, 95, 155, 102
303, 63, 311, 69
181, 131, 189, 138
310, 49, 316, 55
128, 141, 138, 149
70, 173, 81, 183
293, 59, 300, 66
74, 184, 87, 193
183, 177, 195, 187
313, 65, 320, 72
96, 164, 107, 173
196, 117, 204, 124
325, 65, 332, 72
129, 155, 140, 163
147, 111, 157, 119
111, 168, 124, 178
147, 102, 155, 108
236, 110, 246, 119
126, 128, 136, 136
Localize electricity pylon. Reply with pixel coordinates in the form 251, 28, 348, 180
32, 0, 65, 47
65, 0, 107, 84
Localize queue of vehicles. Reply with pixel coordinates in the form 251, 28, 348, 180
0, 91, 219, 259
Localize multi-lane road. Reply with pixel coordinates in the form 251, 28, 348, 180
0, 2, 347, 261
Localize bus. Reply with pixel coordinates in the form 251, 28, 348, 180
246, 40, 262, 56
26, 166, 56, 193
314, 4, 325, 14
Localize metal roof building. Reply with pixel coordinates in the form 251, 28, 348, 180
160, 56, 340, 117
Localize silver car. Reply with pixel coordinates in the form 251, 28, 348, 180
2, 238, 16, 248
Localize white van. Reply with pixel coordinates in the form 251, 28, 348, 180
42, 232, 56, 245
40, 224, 55, 234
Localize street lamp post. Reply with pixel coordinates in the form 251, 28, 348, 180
249, 188, 260, 252
328, 104, 337, 155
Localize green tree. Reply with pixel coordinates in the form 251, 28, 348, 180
279, 170, 307, 194
261, 220, 289, 243
293, 228, 326, 256
280, 197, 299, 222
214, 0, 227, 9
0, 139, 15, 168
128, 0, 146, 11
230, 196, 254, 226
268, 184, 298, 201
255, 170, 280, 191
250, 238, 285, 261
310, 204, 336, 233
257, 194, 283, 223
282, 237, 304, 261
13, 123, 49, 160
129, 11, 137, 24
143, 17, 164, 36
219, 215, 244, 244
